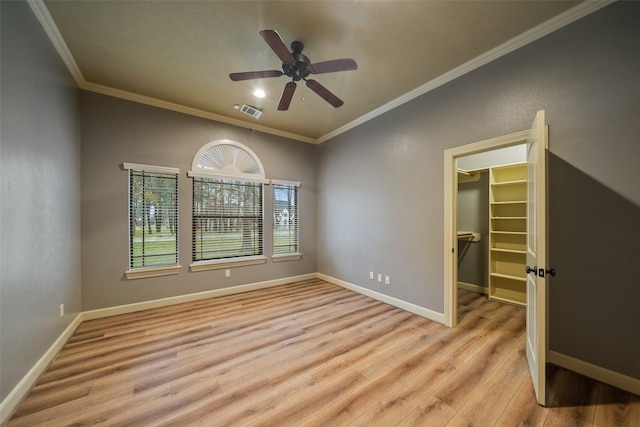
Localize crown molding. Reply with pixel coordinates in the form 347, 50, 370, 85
28, 0, 614, 146
27, 0, 85, 85
316, 0, 615, 144
81, 82, 316, 144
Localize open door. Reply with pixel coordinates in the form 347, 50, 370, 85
525, 110, 548, 405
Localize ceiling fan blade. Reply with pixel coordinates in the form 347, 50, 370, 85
229, 70, 283, 81
278, 82, 297, 111
310, 58, 358, 74
305, 79, 344, 108
259, 30, 295, 63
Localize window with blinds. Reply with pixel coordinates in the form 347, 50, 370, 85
127, 167, 179, 269
192, 178, 263, 261
273, 183, 299, 255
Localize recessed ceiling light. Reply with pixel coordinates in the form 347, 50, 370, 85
253, 89, 266, 98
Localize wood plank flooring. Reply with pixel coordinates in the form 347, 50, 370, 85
6, 279, 639, 426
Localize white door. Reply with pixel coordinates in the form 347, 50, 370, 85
526, 110, 548, 405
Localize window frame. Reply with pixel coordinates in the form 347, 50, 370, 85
272, 180, 302, 262
123, 162, 181, 279
191, 177, 266, 270
188, 140, 269, 272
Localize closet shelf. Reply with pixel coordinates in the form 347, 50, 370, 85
490, 272, 526, 282
491, 179, 526, 186
490, 248, 526, 254
489, 163, 527, 307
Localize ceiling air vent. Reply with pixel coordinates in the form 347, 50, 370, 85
240, 104, 262, 119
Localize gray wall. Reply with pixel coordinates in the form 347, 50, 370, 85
457, 172, 488, 287
80, 92, 317, 310
317, 1, 640, 378
1, 1, 82, 400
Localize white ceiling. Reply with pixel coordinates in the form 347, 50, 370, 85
36, 1, 605, 144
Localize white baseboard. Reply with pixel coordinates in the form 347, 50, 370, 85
5, 273, 637, 425
318, 273, 445, 324
457, 281, 488, 294
548, 350, 640, 396
82, 273, 317, 321
0, 313, 83, 425
0, 273, 316, 423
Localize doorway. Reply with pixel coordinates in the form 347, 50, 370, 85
455, 145, 527, 321
443, 130, 530, 327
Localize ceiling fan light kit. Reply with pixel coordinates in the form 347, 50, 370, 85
230, 30, 357, 111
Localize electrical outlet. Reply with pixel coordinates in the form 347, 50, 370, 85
369, 271, 374, 280
385, 276, 390, 285
225, 269, 231, 278
59, 304, 64, 318
377, 274, 382, 283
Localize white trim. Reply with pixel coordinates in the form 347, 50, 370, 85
82, 82, 317, 144
0, 313, 83, 425
189, 255, 267, 272
125, 265, 182, 280
318, 273, 445, 324
316, 1, 614, 144
26, 1, 85, 86
187, 170, 270, 184
28, 0, 612, 145
271, 180, 301, 187
548, 351, 640, 396
272, 253, 302, 262
444, 130, 530, 327
122, 162, 179, 175
190, 140, 266, 180
3, 272, 637, 423
81, 273, 316, 321
457, 281, 488, 295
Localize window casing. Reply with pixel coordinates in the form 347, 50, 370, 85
192, 178, 264, 261
273, 183, 300, 258
188, 140, 268, 271
125, 163, 180, 279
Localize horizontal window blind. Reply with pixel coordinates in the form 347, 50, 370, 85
273, 183, 299, 255
193, 178, 263, 261
129, 169, 178, 269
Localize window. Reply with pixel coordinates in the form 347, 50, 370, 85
192, 178, 263, 261
272, 181, 301, 261
188, 140, 268, 271
124, 163, 180, 279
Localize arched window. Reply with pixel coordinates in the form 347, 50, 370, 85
188, 140, 268, 271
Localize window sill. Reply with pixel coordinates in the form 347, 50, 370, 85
125, 265, 182, 280
272, 253, 302, 262
190, 255, 267, 272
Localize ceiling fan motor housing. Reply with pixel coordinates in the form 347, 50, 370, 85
282, 41, 313, 81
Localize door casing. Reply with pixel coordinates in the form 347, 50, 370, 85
443, 129, 530, 327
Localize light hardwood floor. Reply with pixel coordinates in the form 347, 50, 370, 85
7, 279, 639, 426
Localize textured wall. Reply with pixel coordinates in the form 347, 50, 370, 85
80, 92, 317, 310
317, 1, 640, 378
457, 172, 489, 288
0, 1, 82, 400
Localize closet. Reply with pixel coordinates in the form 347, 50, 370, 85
457, 145, 527, 307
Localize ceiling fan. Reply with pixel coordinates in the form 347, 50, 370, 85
229, 30, 357, 111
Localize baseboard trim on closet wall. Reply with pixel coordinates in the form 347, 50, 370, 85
548, 350, 640, 396
318, 273, 446, 324
457, 281, 488, 295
